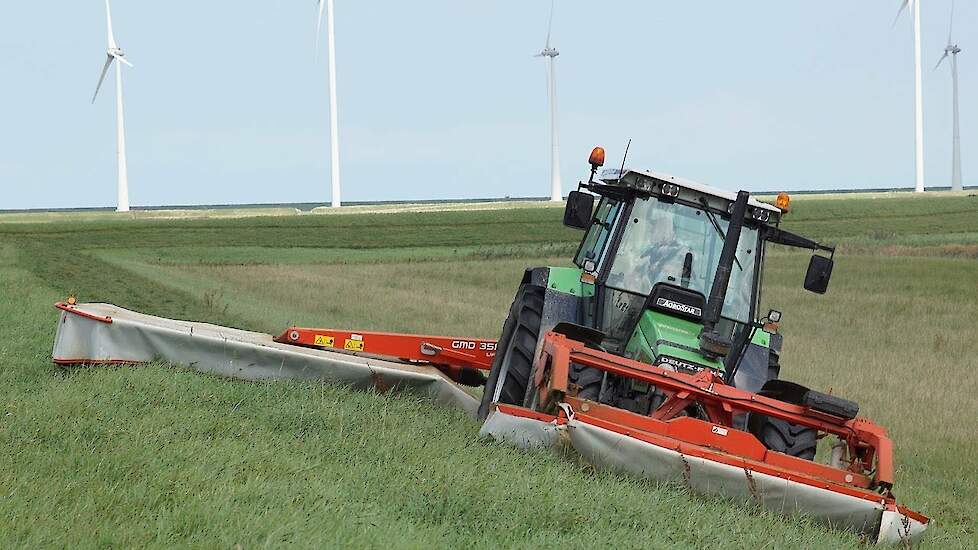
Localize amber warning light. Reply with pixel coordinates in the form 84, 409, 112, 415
775, 192, 791, 212
589, 147, 606, 168
587, 147, 606, 183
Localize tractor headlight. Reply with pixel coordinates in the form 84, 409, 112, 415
660, 183, 681, 198
633, 174, 656, 192
752, 208, 771, 222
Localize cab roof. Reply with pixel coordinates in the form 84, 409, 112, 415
600, 168, 782, 215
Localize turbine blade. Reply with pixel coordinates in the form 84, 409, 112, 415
105, 0, 117, 49
544, 0, 554, 49
111, 52, 133, 68
936, 52, 949, 70
948, 0, 955, 45
892, 0, 910, 27
92, 54, 114, 103
316, 0, 326, 53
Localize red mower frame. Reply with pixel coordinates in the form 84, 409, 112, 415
272, 323, 926, 526
495, 331, 928, 521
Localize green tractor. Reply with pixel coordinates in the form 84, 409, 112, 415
478, 147, 840, 460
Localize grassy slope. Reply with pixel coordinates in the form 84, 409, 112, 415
1, 194, 976, 547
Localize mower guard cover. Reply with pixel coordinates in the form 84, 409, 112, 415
481, 405, 927, 545
51, 303, 927, 545
52, 303, 478, 416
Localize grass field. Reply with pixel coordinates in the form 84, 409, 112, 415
1, 193, 977, 548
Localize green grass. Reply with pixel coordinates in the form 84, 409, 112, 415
1, 195, 976, 547
0, 207, 305, 224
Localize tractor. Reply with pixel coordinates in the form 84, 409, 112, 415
479, 146, 847, 461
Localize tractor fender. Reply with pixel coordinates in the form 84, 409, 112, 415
758, 379, 811, 404
759, 380, 860, 420
521, 267, 550, 288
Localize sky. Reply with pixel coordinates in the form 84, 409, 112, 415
0, 1, 975, 210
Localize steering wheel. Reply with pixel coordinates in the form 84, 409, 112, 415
640, 244, 684, 274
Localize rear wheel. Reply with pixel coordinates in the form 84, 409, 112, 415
478, 285, 545, 420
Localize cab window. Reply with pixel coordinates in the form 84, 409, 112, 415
574, 198, 621, 268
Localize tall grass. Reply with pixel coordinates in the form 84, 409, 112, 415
0, 248, 853, 548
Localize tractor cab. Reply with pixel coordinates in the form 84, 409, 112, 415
561, 148, 835, 399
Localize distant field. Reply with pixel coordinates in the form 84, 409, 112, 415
2, 187, 974, 223
1, 194, 976, 547
0, 200, 564, 224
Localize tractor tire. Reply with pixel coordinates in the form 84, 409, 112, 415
747, 414, 817, 461
478, 285, 545, 420
569, 363, 603, 401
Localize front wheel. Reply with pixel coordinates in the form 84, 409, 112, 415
747, 414, 817, 461
477, 285, 545, 420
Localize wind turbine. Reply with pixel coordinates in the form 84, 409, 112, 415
317, 0, 341, 207
92, 0, 133, 212
536, 0, 562, 202
936, 0, 963, 191
896, 0, 925, 192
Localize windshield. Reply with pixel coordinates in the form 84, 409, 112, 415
607, 198, 759, 323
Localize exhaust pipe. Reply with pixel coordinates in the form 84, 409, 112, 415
699, 190, 750, 358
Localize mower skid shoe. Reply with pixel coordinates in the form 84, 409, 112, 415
479, 408, 560, 450
52, 303, 480, 416
480, 405, 928, 545
877, 506, 929, 545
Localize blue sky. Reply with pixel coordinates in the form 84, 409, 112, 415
1, 1, 974, 209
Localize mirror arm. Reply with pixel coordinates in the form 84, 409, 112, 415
764, 227, 835, 255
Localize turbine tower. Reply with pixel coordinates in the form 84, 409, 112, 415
936, 1, 963, 191
537, 0, 562, 202
896, 0, 925, 192
91, 0, 133, 212
317, 0, 341, 207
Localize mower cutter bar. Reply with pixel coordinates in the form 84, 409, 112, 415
484, 402, 929, 544
531, 331, 896, 488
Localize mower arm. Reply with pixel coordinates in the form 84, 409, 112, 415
276, 326, 497, 386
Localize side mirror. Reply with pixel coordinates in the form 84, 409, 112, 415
804, 255, 833, 294
563, 191, 594, 229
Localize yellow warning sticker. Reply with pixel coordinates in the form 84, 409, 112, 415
314, 335, 335, 347
344, 338, 364, 352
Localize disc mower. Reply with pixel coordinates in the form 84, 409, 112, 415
281, 148, 926, 543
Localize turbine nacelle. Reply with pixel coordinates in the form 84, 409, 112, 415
537, 47, 559, 58
107, 47, 133, 66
